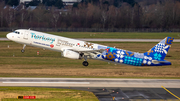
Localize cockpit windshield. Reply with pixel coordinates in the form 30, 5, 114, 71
14, 31, 20, 34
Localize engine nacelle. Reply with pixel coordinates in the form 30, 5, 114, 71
62, 49, 80, 59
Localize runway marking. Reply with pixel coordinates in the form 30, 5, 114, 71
2, 78, 87, 80
161, 86, 180, 100
2, 82, 90, 84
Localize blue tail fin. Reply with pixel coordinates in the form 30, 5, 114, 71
144, 37, 174, 61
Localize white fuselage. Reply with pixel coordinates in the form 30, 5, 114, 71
7, 29, 101, 52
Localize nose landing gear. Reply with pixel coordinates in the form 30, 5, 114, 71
21, 44, 26, 53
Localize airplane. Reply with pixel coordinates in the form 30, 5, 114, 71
6, 29, 174, 66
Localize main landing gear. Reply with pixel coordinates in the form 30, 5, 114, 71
82, 61, 89, 66
21, 44, 26, 53
82, 55, 89, 66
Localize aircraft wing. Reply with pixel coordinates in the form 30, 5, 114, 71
69, 49, 105, 56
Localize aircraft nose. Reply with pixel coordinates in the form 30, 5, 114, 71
6, 33, 13, 40
6, 33, 11, 39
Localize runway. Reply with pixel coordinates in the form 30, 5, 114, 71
1, 78, 180, 88
0, 38, 8, 41
1, 78, 180, 100
1, 38, 180, 42
1, 77, 180, 101
61, 87, 180, 101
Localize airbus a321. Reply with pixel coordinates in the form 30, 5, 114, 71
6, 29, 174, 66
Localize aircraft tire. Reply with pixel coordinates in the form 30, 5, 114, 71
21, 49, 25, 53
82, 61, 89, 66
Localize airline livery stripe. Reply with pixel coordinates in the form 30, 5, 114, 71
34, 41, 50, 46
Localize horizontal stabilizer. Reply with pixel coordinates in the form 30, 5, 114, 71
152, 60, 171, 65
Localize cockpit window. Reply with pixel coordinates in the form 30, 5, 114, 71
14, 31, 20, 34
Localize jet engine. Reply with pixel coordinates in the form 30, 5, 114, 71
62, 49, 81, 59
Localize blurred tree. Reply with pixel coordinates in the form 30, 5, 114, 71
174, 1, 180, 27
81, 0, 99, 5
0, 0, 180, 29
54, 0, 63, 9
132, 3, 142, 28
102, 1, 109, 11
86, 3, 101, 28
28, 0, 41, 6
123, 0, 136, 7
113, 0, 122, 7
43, 0, 55, 6
0, 1, 5, 27
20, 9, 28, 27
32, 4, 46, 27
50, 6, 60, 28
101, 11, 107, 28
42, 0, 63, 9
107, 5, 117, 28
5, 0, 19, 6
3, 6, 14, 27
73, 2, 79, 8
118, 3, 131, 28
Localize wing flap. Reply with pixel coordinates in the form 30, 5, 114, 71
152, 60, 170, 63
69, 49, 105, 57
69, 49, 105, 53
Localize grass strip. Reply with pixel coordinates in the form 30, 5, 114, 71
0, 87, 98, 101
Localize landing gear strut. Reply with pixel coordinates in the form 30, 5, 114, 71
82, 55, 89, 66
21, 44, 26, 53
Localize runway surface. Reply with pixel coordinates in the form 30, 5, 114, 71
1, 78, 180, 101
1, 78, 180, 88
1, 38, 180, 42
59, 87, 180, 101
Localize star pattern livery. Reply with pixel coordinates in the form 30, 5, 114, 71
96, 37, 174, 66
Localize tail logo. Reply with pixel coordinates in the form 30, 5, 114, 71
153, 53, 162, 60
144, 37, 173, 62
165, 37, 174, 45
147, 49, 153, 55
154, 43, 169, 54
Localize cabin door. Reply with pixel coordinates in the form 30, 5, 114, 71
23, 31, 28, 40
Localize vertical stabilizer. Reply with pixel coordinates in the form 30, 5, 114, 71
144, 37, 174, 61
